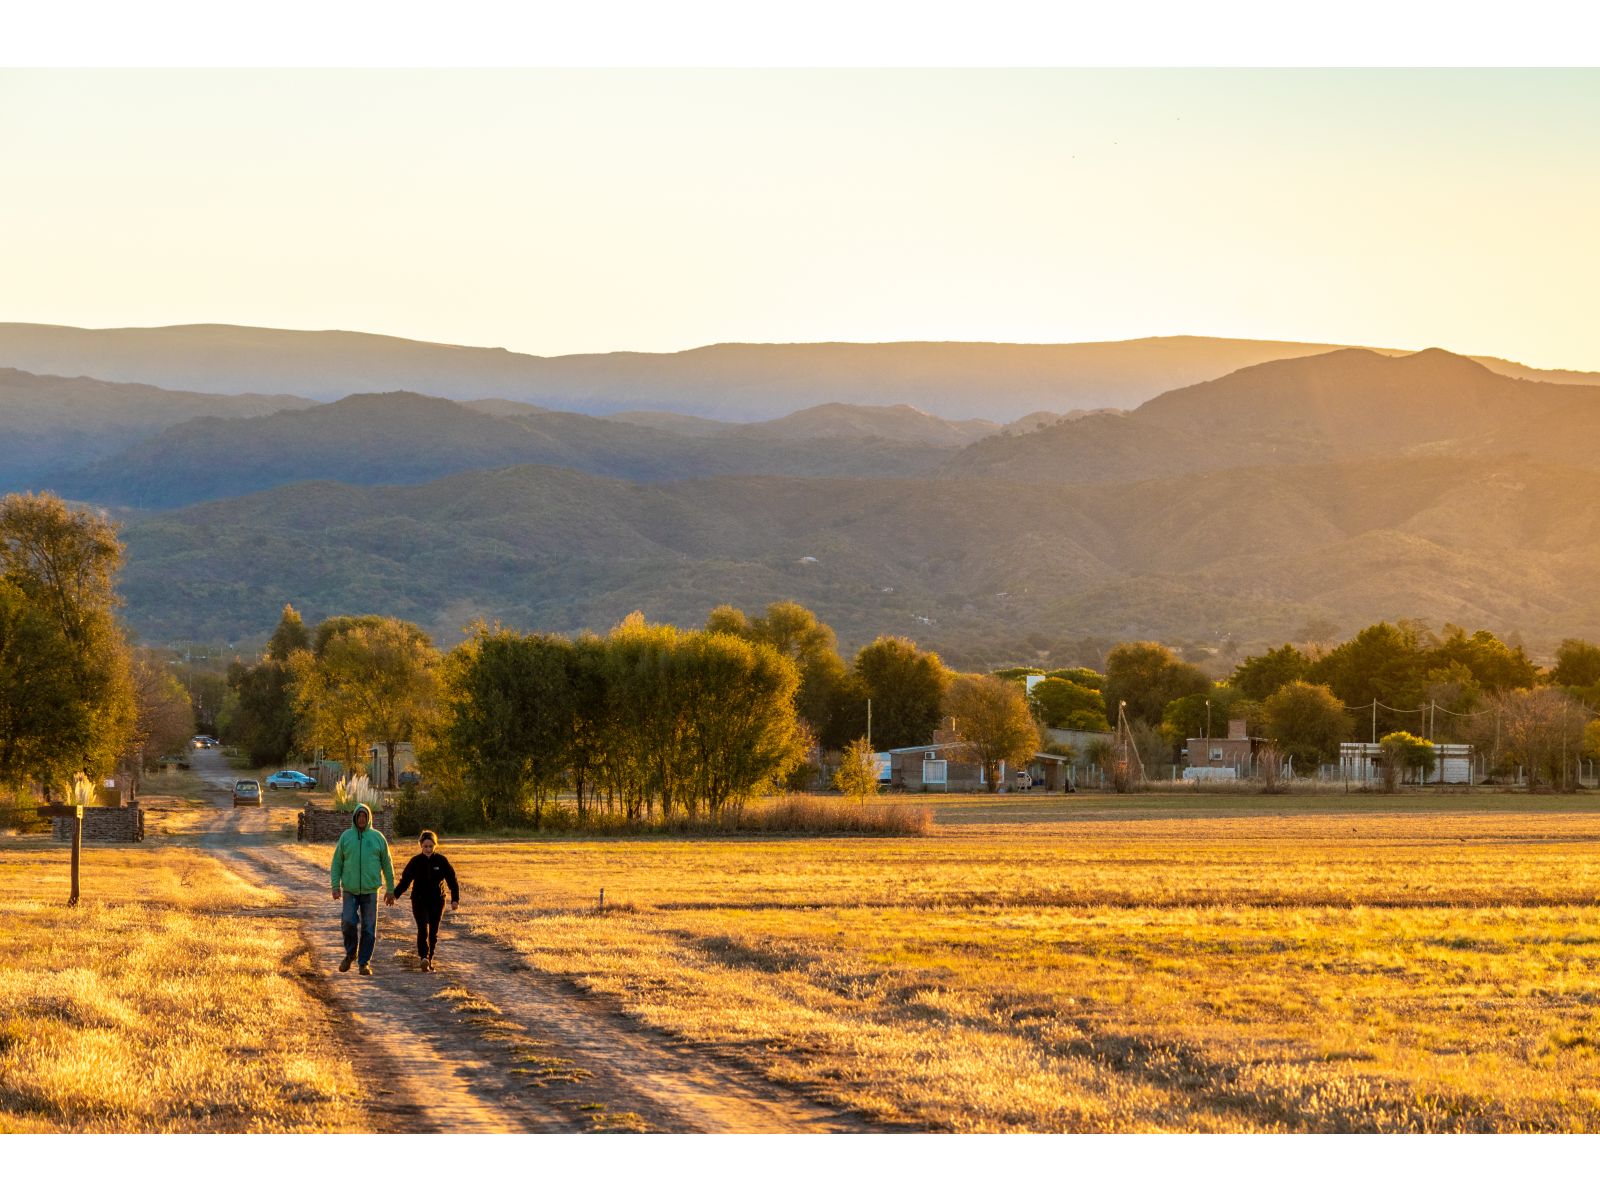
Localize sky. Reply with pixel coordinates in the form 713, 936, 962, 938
2, 68, 1598, 368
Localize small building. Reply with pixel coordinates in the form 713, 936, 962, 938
1184, 719, 1269, 779
883, 742, 1075, 793
1339, 742, 1474, 786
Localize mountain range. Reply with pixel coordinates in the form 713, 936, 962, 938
4, 323, 1599, 659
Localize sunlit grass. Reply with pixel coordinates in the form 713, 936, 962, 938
284, 796, 1600, 1131
0, 844, 364, 1132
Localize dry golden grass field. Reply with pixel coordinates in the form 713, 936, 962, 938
282, 793, 1600, 1133
0, 838, 365, 1132
9, 791, 1600, 1133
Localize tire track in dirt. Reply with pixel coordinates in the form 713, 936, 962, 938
194, 802, 868, 1133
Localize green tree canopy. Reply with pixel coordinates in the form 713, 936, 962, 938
0, 492, 135, 791
1103, 641, 1211, 728
1551, 639, 1600, 690
1159, 686, 1245, 750
846, 636, 946, 749
707, 601, 852, 748
1305, 623, 1427, 735
1229, 644, 1313, 701
294, 615, 440, 787
1261, 681, 1351, 771
1028, 676, 1110, 732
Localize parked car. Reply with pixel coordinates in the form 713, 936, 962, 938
190, 735, 219, 749
232, 779, 262, 806
266, 769, 317, 790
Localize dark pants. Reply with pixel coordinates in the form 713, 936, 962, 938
414, 906, 443, 960
341, 891, 378, 966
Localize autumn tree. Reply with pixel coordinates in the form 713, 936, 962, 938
945, 673, 1040, 793
1481, 687, 1587, 791
128, 650, 194, 769
1378, 730, 1436, 792
295, 616, 440, 788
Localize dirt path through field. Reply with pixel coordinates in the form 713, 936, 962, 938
176, 768, 864, 1132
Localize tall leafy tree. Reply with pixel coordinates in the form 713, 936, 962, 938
1261, 681, 1351, 771
707, 601, 852, 748
296, 616, 440, 788
1028, 676, 1110, 731
1305, 623, 1427, 735
0, 579, 93, 790
847, 636, 946, 749
1230, 645, 1313, 702
436, 628, 574, 826
0, 492, 136, 791
946, 674, 1040, 793
1103, 641, 1211, 728
222, 605, 313, 767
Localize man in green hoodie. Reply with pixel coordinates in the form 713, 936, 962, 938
329, 802, 396, 976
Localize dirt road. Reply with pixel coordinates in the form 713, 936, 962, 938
177, 753, 865, 1133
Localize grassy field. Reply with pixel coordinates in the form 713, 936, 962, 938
0, 839, 364, 1132
302, 793, 1600, 1132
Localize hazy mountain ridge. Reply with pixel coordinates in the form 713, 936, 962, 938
0, 323, 1400, 421
0, 367, 312, 489
55, 390, 960, 508
118, 454, 1600, 651
2, 323, 1591, 426
947, 348, 1600, 482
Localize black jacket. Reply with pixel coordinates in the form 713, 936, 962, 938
394, 852, 460, 913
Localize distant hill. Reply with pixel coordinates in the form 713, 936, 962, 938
0, 323, 1420, 421
0, 367, 311, 489
117, 454, 1600, 651
3, 323, 1593, 425
947, 348, 1600, 482
56, 391, 958, 508
722, 403, 997, 446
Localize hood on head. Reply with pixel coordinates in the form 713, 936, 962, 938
352, 802, 372, 827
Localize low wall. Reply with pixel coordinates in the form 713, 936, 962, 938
53, 805, 144, 843
297, 804, 394, 842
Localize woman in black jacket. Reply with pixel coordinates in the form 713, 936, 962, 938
393, 830, 460, 971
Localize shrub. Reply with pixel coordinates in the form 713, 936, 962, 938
392, 785, 482, 837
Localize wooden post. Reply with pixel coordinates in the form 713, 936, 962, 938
69, 804, 82, 906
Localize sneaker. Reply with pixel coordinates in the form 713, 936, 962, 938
339, 954, 355, 973
426, 957, 435, 972
359, 964, 373, 976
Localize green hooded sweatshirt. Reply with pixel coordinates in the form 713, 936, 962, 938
330, 803, 396, 895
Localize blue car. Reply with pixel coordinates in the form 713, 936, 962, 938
266, 769, 317, 790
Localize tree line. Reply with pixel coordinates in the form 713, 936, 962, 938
1064, 622, 1600, 787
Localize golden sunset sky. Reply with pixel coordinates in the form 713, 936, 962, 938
2, 68, 1596, 368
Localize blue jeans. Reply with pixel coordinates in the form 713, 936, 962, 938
341, 891, 378, 966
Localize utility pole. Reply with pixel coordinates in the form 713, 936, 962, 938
866, 697, 872, 749
1371, 699, 1377, 745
